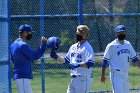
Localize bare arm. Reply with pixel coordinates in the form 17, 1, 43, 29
100, 67, 106, 83
100, 59, 108, 83
134, 59, 140, 68
56, 55, 65, 63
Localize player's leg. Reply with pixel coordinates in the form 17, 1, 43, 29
74, 77, 86, 93
123, 72, 129, 93
15, 79, 24, 93
24, 78, 32, 93
110, 71, 124, 93
74, 76, 93, 93
85, 76, 93, 93
15, 78, 32, 93
67, 78, 75, 93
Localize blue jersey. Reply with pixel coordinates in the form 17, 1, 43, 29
10, 38, 46, 80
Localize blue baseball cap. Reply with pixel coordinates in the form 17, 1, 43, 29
19, 24, 34, 32
114, 25, 126, 33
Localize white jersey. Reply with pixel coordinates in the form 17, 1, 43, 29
103, 39, 137, 72
66, 41, 94, 76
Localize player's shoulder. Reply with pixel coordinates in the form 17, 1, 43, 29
18, 38, 27, 46
70, 43, 77, 48
85, 41, 92, 46
105, 39, 118, 49
124, 40, 131, 44
11, 38, 26, 46
84, 41, 93, 49
107, 39, 117, 46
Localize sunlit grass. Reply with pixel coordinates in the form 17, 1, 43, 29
12, 64, 140, 93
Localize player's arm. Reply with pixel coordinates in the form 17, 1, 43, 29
54, 55, 66, 64
131, 56, 140, 68
129, 44, 140, 68
80, 60, 94, 68
82, 46, 95, 68
100, 59, 108, 83
21, 37, 47, 60
70, 46, 95, 69
50, 49, 70, 64
135, 60, 140, 68
100, 44, 111, 83
68, 61, 94, 70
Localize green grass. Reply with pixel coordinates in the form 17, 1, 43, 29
11, 64, 140, 93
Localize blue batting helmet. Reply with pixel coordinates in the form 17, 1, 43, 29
114, 25, 126, 33
47, 37, 61, 51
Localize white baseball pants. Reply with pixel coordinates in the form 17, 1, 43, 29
15, 78, 32, 93
110, 70, 129, 93
67, 76, 93, 93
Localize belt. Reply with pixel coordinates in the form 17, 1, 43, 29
71, 75, 81, 78
71, 75, 93, 78
111, 69, 120, 72
115, 69, 120, 71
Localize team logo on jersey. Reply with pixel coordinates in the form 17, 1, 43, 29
71, 53, 82, 59
117, 49, 130, 55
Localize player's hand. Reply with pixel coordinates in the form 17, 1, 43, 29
69, 63, 81, 70
41, 37, 47, 43
100, 75, 106, 83
50, 50, 58, 59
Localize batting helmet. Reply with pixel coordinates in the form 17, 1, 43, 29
114, 25, 126, 33
47, 37, 61, 51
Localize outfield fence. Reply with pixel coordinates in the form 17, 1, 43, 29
1, 0, 140, 93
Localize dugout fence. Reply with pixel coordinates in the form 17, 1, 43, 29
1, 0, 140, 93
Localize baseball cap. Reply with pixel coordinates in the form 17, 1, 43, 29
114, 25, 126, 33
19, 24, 34, 33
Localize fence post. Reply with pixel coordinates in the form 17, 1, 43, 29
40, 0, 45, 93
78, 0, 83, 24
108, 0, 114, 41
8, 0, 12, 92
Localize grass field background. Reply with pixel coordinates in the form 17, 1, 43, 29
11, 54, 140, 93
11, 64, 140, 93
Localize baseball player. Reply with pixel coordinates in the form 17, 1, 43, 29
10, 24, 47, 93
48, 25, 94, 93
100, 25, 140, 93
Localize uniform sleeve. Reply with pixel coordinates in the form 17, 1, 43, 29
85, 46, 94, 63
130, 44, 137, 59
103, 44, 112, 60
21, 43, 46, 60
82, 45, 94, 68
129, 44, 138, 63
64, 47, 71, 64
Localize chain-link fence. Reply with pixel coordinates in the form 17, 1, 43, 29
1, 0, 140, 93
